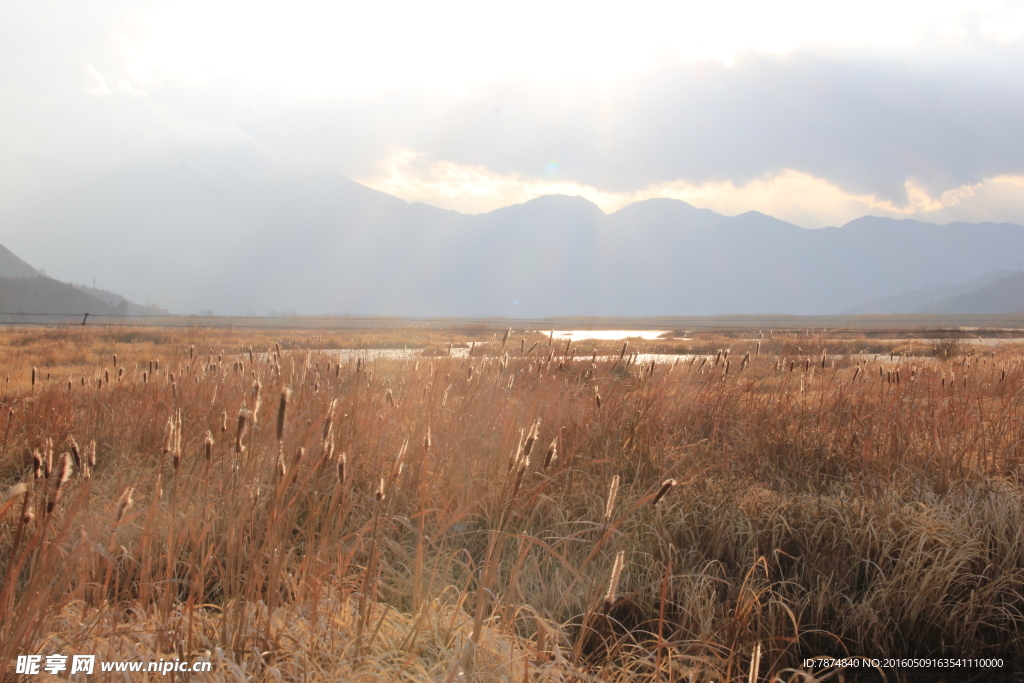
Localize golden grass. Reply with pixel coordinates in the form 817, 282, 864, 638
1, 325, 1024, 681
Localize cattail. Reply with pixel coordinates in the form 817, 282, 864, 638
509, 428, 525, 471
502, 327, 512, 347
376, 476, 386, 502
542, 438, 557, 470
2, 482, 27, 505
31, 449, 43, 480
322, 414, 334, 445
163, 416, 175, 455
48, 452, 73, 512
251, 381, 262, 423
619, 342, 628, 361
604, 475, 619, 523
204, 431, 214, 461
393, 439, 409, 479
172, 412, 183, 471
524, 419, 540, 456
510, 454, 529, 499
236, 409, 250, 453
595, 391, 602, 409
276, 388, 291, 441
69, 437, 81, 469
385, 388, 396, 407
337, 452, 347, 484
651, 478, 676, 506
852, 366, 860, 381
756, 341, 761, 356
424, 427, 432, 453
31, 366, 37, 388
604, 551, 625, 608
113, 487, 134, 526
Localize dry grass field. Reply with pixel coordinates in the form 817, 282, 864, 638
1, 324, 1023, 681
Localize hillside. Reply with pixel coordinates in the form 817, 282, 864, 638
0, 277, 119, 316
922, 271, 1024, 313
843, 271, 1014, 314
0, 243, 40, 278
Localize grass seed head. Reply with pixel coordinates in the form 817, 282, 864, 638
48, 452, 73, 512
605, 551, 625, 608
114, 487, 134, 525
604, 475, 620, 523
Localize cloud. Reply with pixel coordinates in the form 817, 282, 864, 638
360, 149, 1024, 227
2, 2, 1024, 232
223, 39, 1024, 219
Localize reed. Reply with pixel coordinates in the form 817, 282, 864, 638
0, 325, 1022, 682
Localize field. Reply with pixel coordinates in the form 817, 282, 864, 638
2, 323, 1024, 681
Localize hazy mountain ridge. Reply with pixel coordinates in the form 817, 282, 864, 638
4, 160, 1024, 316
72, 284, 169, 316
922, 271, 1024, 314
0, 244, 41, 279
0, 277, 120, 316
843, 271, 1016, 314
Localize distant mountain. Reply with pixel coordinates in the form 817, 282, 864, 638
0, 242, 166, 318
922, 272, 1024, 313
4, 154, 1024, 316
0, 277, 119, 316
72, 284, 168, 316
0, 243, 40, 278
844, 270, 1014, 314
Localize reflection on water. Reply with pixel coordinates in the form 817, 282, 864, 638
552, 329, 678, 341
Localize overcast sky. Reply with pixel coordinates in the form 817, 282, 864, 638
2, 0, 1024, 232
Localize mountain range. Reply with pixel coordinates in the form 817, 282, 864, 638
1, 160, 1023, 317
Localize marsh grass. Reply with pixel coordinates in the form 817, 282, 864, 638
1, 326, 1023, 680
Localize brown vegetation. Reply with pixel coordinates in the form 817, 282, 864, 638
1, 325, 1023, 681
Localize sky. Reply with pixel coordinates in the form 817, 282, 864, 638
2, 0, 1024, 232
